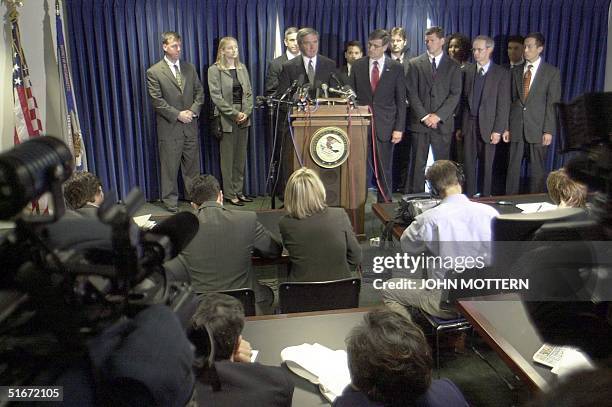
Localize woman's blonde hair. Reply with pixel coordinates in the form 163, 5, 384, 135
215, 36, 241, 69
546, 168, 587, 208
284, 168, 327, 219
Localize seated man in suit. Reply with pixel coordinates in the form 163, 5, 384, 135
192, 293, 294, 406
334, 309, 468, 407
382, 160, 499, 321
164, 175, 281, 311
63, 171, 104, 216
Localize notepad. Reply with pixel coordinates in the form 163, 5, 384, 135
133, 214, 156, 229
516, 202, 558, 213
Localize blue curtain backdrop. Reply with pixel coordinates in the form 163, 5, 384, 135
65, 0, 609, 201
65, 0, 279, 201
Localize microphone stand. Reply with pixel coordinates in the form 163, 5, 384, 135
256, 95, 295, 209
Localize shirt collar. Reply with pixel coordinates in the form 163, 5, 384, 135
426, 52, 442, 65
303, 55, 317, 68
477, 61, 491, 74
525, 56, 541, 72
440, 193, 469, 205
369, 55, 385, 67
197, 201, 223, 210
286, 50, 299, 61
164, 56, 179, 69
510, 58, 524, 67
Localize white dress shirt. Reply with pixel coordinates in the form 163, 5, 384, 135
523, 57, 542, 90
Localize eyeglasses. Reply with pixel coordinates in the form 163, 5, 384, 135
368, 42, 384, 49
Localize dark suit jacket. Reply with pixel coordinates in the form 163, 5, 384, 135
265, 54, 289, 96
279, 207, 362, 282
75, 203, 99, 218
406, 53, 462, 134
460, 62, 510, 141
276, 54, 337, 98
337, 64, 351, 86
146, 59, 204, 140
196, 361, 294, 407
350, 57, 406, 141
333, 379, 469, 407
509, 61, 561, 144
172, 202, 281, 294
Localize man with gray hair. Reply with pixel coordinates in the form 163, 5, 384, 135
277, 27, 337, 99
458, 35, 510, 196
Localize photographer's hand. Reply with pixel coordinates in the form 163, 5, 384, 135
233, 336, 253, 363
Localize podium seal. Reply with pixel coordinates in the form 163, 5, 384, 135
309, 127, 350, 169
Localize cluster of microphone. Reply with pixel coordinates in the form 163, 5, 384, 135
280, 73, 357, 109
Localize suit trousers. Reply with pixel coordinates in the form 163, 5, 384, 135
407, 130, 452, 193
369, 133, 394, 203
159, 129, 201, 208
506, 139, 548, 194
464, 119, 495, 197
220, 104, 249, 199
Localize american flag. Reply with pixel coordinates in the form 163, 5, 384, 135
11, 6, 47, 213
12, 15, 43, 144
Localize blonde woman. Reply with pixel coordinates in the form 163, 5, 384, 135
279, 168, 362, 282
208, 37, 253, 206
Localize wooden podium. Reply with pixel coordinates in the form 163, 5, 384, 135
290, 104, 371, 238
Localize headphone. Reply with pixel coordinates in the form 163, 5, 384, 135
427, 161, 465, 198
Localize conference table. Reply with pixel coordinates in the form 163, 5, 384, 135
371, 193, 551, 240
243, 307, 378, 406
457, 294, 557, 393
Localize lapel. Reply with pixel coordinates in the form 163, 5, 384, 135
296, 56, 308, 80
514, 63, 526, 103
466, 64, 477, 110
161, 60, 182, 92
419, 54, 433, 87
373, 56, 393, 95
358, 59, 373, 100
526, 62, 546, 103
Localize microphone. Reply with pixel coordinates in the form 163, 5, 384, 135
328, 86, 351, 97
315, 80, 322, 100
280, 79, 300, 100
330, 72, 343, 87
148, 211, 199, 258
321, 83, 329, 98
341, 84, 357, 99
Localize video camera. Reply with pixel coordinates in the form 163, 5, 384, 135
0, 136, 199, 387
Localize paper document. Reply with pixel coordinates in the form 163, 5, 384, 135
533, 344, 595, 376
516, 202, 558, 213
133, 214, 156, 229
281, 343, 351, 402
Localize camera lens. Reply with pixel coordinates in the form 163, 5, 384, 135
0, 136, 73, 219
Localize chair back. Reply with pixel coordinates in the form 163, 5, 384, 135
279, 277, 361, 314
216, 288, 257, 317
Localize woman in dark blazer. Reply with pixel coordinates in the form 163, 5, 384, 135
208, 37, 253, 206
279, 168, 362, 282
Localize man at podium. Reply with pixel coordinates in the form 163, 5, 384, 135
350, 29, 406, 202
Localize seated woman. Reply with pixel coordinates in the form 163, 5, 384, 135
279, 168, 362, 282
546, 168, 587, 208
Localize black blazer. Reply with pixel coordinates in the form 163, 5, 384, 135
336, 64, 351, 86
276, 54, 337, 98
460, 62, 511, 141
406, 53, 462, 134
265, 54, 289, 96
350, 56, 407, 142
509, 61, 561, 143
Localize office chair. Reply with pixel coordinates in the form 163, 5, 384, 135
216, 288, 257, 317
421, 311, 472, 376
278, 277, 361, 314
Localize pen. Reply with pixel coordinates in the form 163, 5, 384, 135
535, 204, 543, 212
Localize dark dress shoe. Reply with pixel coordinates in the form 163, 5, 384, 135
237, 195, 253, 203
225, 198, 244, 206
165, 206, 178, 213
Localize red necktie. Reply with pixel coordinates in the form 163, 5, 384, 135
371, 61, 379, 92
